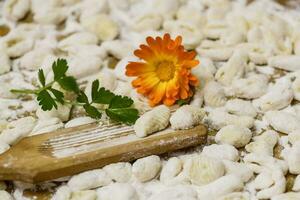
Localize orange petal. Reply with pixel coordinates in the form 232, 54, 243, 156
134, 46, 154, 61
182, 60, 200, 68
126, 62, 154, 76
148, 82, 166, 105
163, 97, 176, 106
136, 74, 160, 95
166, 78, 179, 98
189, 74, 199, 86
179, 84, 189, 99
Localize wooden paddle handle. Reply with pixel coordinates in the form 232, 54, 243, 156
0, 124, 207, 183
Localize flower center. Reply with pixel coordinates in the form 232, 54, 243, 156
155, 61, 175, 81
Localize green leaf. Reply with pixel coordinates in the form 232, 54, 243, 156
91, 80, 100, 102
83, 104, 102, 119
106, 108, 139, 124
57, 76, 79, 93
37, 90, 57, 111
77, 91, 89, 104
93, 87, 115, 104
109, 96, 134, 109
38, 69, 46, 86
176, 98, 190, 106
50, 88, 64, 104
52, 58, 68, 81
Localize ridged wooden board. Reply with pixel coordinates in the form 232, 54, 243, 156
0, 123, 207, 183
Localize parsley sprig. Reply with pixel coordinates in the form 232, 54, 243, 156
11, 58, 139, 124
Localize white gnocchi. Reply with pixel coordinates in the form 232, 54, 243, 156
134, 105, 170, 138
170, 105, 205, 130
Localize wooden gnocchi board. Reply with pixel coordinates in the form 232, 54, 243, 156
0, 123, 207, 183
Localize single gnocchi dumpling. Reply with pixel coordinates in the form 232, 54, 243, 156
196, 47, 234, 62
197, 175, 244, 200
225, 99, 257, 117
103, 162, 132, 183
58, 32, 99, 50
160, 157, 183, 182
131, 13, 163, 32
0, 116, 36, 145
215, 49, 248, 86
81, 14, 119, 41
203, 81, 227, 107
5, 36, 34, 58
170, 105, 205, 130
30, 117, 64, 136
191, 57, 216, 88
206, 108, 254, 130
67, 55, 103, 79
3, 0, 30, 21
36, 104, 71, 122
134, 105, 170, 138
163, 20, 203, 49
202, 144, 239, 161
223, 160, 254, 182
268, 55, 300, 72
65, 117, 96, 128
253, 78, 293, 112
220, 30, 246, 46
19, 47, 54, 70
67, 169, 112, 191
132, 155, 161, 182
253, 171, 274, 190
228, 74, 268, 99
264, 111, 300, 134
188, 155, 225, 186
215, 125, 252, 148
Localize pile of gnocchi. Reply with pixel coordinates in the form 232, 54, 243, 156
1, 0, 300, 199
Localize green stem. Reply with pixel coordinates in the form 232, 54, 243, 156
10, 89, 38, 94
64, 100, 84, 107
36, 81, 55, 93
11, 81, 55, 95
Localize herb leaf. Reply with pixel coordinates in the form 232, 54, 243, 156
77, 91, 89, 104
52, 58, 68, 81
37, 90, 57, 111
57, 76, 79, 93
106, 108, 139, 124
91, 80, 100, 102
109, 96, 134, 109
50, 88, 64, 104
83, 104, 102, 119
38, 69, 46, 86
91, 80, 115, 104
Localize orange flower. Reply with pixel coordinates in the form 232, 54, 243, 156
126, 33, 199, 106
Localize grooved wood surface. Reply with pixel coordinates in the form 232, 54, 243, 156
0, 123, 207, 183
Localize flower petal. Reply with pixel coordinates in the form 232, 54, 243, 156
126, 62, 155, 76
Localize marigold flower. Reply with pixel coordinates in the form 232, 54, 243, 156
126, 33, 199, 106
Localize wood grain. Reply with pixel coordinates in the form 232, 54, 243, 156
0, 123, 207, 183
